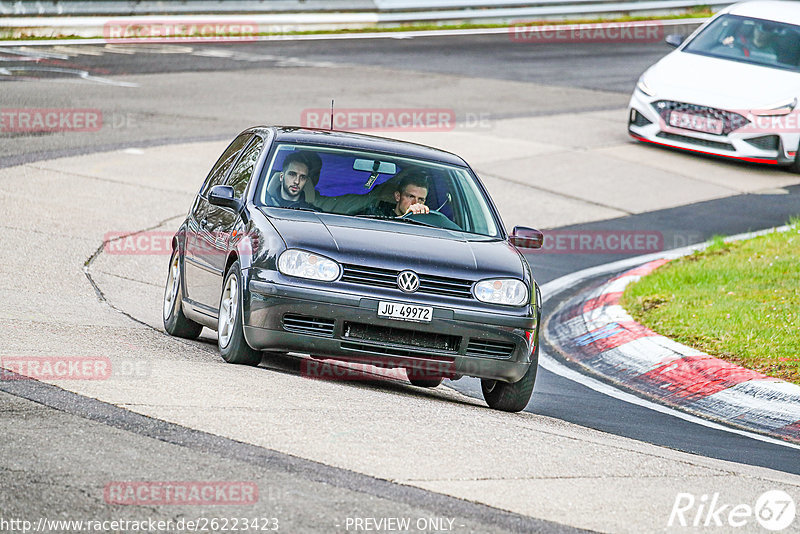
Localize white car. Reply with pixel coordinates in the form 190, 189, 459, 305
628, 0, 800, 172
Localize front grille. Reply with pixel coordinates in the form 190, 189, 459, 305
282, 314, 335, 337
629, 109, 652, 127
651, 100, 748, 135
656, 132, 735, 151
344, 322, 460, 352
340, 264, 474, 299
340, 264, 396, 288
466, 339, 516, 359
744, 135, 780, 151
420, 273, 473, 298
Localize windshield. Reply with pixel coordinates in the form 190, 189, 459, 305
683, 14, 800, 71
254, 143, 501, 238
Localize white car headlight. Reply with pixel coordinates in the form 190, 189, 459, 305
473, 278, 529, 307
751, 98, 797, 117
278, 249, 340, 282
636, 76, 656, 97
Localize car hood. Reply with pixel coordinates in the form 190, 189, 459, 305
644, 50, 800, 109
260, 208, 526, 280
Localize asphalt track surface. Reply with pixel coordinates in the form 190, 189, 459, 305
2, 33, 800, 531
0, 38, 662, 164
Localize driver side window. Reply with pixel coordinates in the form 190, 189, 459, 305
227, 137, 264, 199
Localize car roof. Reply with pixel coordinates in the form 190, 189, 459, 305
725, 0, 800, 26
246, 126, 468, 167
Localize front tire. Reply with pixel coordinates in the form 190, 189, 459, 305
218, 260, 261, 366
790, 147, 800, 174
481, 346, 539, 412
163, 248, 203, 339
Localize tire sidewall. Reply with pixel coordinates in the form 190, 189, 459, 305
164, 250, 178, 326
218, 261, 260, 365
481, 345, 539, 412
163, 247, 203, 339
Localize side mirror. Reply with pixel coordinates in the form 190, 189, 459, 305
208, 185, 240, 211
665, 34, 685, 48
509, 226, 544, 250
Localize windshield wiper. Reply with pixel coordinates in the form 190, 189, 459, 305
267, 205, 317, 212
353, 214, 437, 228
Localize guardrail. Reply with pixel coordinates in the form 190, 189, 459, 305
1, 0, 732, 17
0, 0, 728, 41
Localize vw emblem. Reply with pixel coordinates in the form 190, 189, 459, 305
397, 270, 420, 293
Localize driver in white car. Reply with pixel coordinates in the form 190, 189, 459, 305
722, 21, 779, 61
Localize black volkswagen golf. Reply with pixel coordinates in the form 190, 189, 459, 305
163, 126, 544, 412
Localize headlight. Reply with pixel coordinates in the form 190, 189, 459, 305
636, 76, 655, 97
751, 98, 797, 117
277, 249, 340, 282
473, 278, 529, 306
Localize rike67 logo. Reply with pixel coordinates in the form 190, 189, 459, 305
669, 490, 796, 531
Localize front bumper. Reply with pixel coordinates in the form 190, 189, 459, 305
627, 89, 799, 166
242, 273, 538, 383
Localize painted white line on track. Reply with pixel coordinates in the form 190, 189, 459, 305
538, 348, 800, 450
539, 223, 800, 450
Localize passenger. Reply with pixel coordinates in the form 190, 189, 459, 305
267, 152, 318, 210
365, 172, 431, 217
751, 22, 778, 54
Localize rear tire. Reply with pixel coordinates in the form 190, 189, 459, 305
218, 260, 261, 366
481, 346, 539, 412
163, 249, 203, 340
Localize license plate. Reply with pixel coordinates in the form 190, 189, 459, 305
377, 301, 433, 323
668, 111, 723, 135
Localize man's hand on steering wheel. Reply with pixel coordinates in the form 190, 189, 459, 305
403, 203, 430, 216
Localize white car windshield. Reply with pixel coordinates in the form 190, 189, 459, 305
683, 14, 800, 71
255, 143, 502, 238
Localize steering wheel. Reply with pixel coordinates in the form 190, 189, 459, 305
401, 210, 462, 231
719, 34, 750, 57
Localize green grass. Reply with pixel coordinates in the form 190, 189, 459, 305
621, 221, 800, 385
270, 9, 715, 36
0, 9, 714, 41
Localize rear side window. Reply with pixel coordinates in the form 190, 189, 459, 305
200, 134, 252, 196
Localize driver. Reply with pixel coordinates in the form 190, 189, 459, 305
723, 22, 778, 58
365, 172, 431, 217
